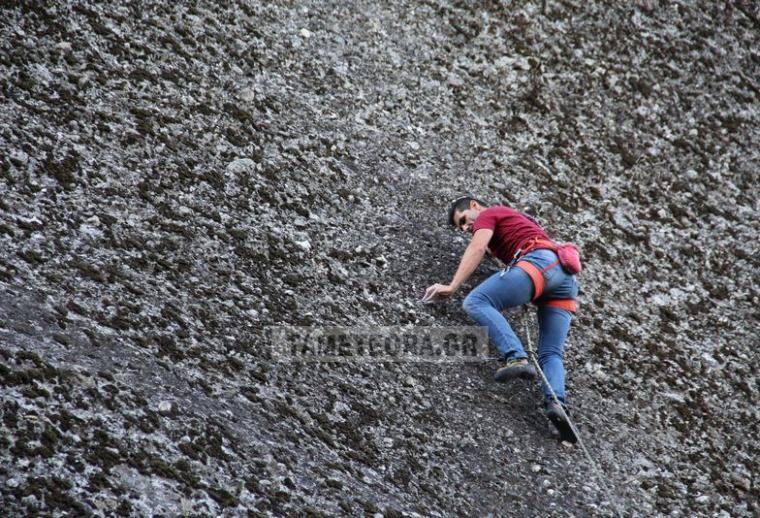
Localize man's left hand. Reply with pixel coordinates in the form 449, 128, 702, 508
422, 283, 456, 303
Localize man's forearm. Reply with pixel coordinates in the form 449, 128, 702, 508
450, 244, 487, 291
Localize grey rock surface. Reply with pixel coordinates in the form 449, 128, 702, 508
1, 1, 758, 516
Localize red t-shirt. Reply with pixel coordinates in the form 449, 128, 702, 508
472, 206, 549, 264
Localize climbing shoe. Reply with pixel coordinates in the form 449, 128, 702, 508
546, 401, 578, 444
494, 357, 536, 382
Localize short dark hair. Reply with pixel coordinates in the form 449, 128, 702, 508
447, 195, 488, 226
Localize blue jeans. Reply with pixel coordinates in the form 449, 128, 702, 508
463, 249, 578, 404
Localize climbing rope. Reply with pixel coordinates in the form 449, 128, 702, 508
522, 312, 623, 518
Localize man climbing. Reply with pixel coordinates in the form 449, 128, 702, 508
423, 196, 580, 443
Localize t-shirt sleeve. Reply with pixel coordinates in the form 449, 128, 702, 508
472, 210, 498, 232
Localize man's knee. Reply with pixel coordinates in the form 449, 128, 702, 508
462, 291, 480, 316
538, 350, 564, 364
463, 289, 495, 316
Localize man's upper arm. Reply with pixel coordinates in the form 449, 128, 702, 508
470, 228, 493, 251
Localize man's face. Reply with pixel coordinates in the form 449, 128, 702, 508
453, 203, 482, 233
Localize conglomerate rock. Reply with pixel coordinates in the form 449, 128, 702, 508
1, 1, 758, 516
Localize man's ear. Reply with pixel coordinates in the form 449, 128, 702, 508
470, 200, 480, 210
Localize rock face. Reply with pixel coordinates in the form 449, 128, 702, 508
1, 1, 758, 516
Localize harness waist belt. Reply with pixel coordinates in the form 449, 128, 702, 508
515, 237, 558, 261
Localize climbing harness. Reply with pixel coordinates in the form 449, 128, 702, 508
499, 237, 580, 311
522, 312, 623, 518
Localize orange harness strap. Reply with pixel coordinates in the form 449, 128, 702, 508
515, 260, 577, 312
539, 299, 577, 312
520, 237, 558, 256
515, 260, 546, 300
